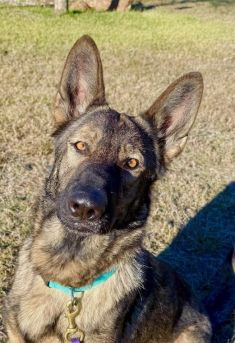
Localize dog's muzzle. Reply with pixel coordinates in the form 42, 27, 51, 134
57, 184, 111, 234
57, 163, 121, 234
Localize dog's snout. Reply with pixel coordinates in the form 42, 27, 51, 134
68, 188, 107, 221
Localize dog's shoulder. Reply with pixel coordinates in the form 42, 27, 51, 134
138, 249, 191, 302
120, 250, 191, 342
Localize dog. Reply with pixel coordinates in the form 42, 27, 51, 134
5, 35, 211, 343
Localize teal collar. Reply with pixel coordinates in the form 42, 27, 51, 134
47, 268, 117, 296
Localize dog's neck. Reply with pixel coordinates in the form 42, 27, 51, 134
31, 214, 145, 289
47, 267, 117, 294
54, 254, 145, 338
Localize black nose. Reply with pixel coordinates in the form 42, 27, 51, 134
68, 187, 107, 221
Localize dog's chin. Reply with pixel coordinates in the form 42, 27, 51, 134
58, 214, 112, 236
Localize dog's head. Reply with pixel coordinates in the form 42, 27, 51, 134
46, 35, 203, 237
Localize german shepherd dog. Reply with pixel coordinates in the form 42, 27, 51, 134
5, 36, 211, 343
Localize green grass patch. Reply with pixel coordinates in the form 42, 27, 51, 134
0, 5, 234, 57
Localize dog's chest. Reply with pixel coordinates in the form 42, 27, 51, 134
19, 286, 124, 343
56, 307, 120, 343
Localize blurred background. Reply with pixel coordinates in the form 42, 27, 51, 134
0, 0, 234, 342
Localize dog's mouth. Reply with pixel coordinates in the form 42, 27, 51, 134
57, 212, 112, 235
56, 193, 149, 235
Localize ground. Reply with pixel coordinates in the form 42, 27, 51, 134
0, 2, 234, 342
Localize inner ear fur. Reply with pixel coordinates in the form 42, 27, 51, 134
143, 72, 203, 163
54, 35, 106, 127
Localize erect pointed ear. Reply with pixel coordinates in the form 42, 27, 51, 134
54, 35, 106, 127
142, 72, 203, 163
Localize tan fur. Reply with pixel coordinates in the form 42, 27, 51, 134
6, 233, 211, 342
6, 323, 25, 343
28, 208, 143, 286
6, 236, 143, 342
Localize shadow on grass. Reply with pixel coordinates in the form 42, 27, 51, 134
159, 182, 235, 342
131, 2, 157, 10
131, 0, 235, 10
179, 0, 235, 5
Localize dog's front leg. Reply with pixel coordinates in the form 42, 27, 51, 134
6, 322, 25, 343
37, 335, 62, 343
173, 304, 212, 343
174, 328, 211, 343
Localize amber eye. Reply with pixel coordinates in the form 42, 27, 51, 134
126, 158, 139, 170
75, 141, 87, 152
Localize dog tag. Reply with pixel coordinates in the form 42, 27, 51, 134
64, 297, 85, 343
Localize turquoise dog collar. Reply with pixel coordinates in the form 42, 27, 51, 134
48, 268, 117, 296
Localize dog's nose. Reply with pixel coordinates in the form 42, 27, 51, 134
68, 188, 107, 221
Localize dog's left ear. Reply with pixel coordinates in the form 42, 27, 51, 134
54, 35, 106, 127
142, 72, 203, 163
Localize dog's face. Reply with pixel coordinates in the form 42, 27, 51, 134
51, 109, 157, 236
46, 35, 203, 238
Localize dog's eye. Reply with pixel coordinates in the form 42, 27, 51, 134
74, 141, 87, 153
125, 158, 139, 170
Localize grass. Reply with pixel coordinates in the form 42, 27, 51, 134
0, 3, 235, 342
0, 5, 234, 55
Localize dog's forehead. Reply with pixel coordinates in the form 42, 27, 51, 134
68, 109, 143, 145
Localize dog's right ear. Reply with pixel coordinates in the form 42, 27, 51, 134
54, 35, 106, 127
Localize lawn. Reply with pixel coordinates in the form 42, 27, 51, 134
0, 3, 235, 342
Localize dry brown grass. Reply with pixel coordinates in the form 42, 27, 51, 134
0, 3, 235, 342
